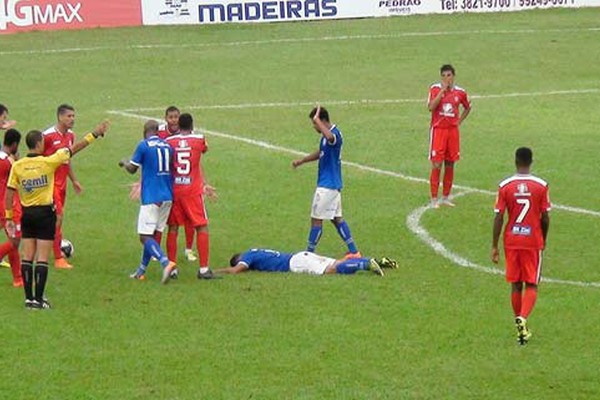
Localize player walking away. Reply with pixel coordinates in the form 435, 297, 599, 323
5, 121, 110, 309
292, 105, 360, 258
120, 120, 177, 284
166, 113, 218, 280
0, 129, 23, 287
0, 104, 17, 130
43, 104, 84, 269
492, 147, 551, 345
427, 64, 471, 208
219, 248, 398, 276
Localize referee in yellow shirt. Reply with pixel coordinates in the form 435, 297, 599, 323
5, 121, 110, 309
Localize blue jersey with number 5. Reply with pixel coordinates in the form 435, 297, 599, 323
130, 136, 173, 205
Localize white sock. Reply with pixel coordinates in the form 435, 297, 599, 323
199, 267, 209, 274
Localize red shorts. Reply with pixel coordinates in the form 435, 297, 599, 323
168, 195, 208, 227
54, 186, 67, 216
429, 126, 460, 162
505, 248, 543, 284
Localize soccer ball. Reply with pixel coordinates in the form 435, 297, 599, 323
60, 239, 74, 259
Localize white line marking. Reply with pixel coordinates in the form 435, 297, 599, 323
2, 27, 599, 56
117, 88, 600, 112
109, 109, 600, 287
107, 109, 600, 218
406, 191, 600, 288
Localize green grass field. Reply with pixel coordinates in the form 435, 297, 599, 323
1, 8, 600, 399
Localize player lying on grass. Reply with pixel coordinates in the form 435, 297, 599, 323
218, 248, 398, 277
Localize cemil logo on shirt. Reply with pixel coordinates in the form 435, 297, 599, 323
22, 175, 49, 193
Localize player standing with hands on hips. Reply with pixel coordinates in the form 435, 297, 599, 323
427, 65, 471, 208
492, 147, 551, 345
292, 105, 360, 258
5, 121, 110, 309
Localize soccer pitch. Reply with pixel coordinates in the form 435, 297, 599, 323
1, 8, 600, 399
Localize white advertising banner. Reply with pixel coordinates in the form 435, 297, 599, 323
141, 0, 600, 25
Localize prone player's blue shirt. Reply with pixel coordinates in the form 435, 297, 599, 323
317, 124, 343, 190
130, 135, 173, 205
238, 249, 293, 272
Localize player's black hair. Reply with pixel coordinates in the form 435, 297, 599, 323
515, 147, 533, 167
165, 106, 180, 116
229, 253, 241, 267
25, 130, 43, 150
178, 113, 193, 131
440, 64, 455, 75
57, 104, 75, 116
0, 104, 8, 115
309, 107, 329, 122
4, 129, 21, 147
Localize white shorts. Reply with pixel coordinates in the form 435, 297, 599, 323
137, 201, 172, 235
289, 252, 336, 275
311, 187, 342, 220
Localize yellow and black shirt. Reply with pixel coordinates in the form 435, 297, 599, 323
7, 148, 71, 207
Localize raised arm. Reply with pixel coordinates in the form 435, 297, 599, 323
428, 84, 447, 112
70, 120, 110, 156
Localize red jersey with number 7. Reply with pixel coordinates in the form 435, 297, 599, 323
166, 133, 207, 197
494, 174, 551, 250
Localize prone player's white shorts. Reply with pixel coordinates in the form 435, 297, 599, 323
137, 201, 172, 235
289, 251, 336, 275
311, 187, 342, 220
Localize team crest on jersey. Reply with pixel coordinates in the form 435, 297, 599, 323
516, 183, 531, 196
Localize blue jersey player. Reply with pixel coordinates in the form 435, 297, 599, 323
119, 120, 177, 284
219, 248, 398, 276
292, 105, 360, 257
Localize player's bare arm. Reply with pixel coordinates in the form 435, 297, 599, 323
491, 212, 504, 263
541, 211, 550, 246
292, 150, 320, 168
70, 120, 110, 156
428, 84, 447, 112
4, 187, 17, 243
68, 165, 83, 194
216, 263, 249, 274
119, 159, 139, 175
0, 120, 17, 130
459, 106, 471, 125
204, 184, 218, 201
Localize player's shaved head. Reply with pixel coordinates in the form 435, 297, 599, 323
25, 130, 43, 150
440, 64, 455, 76
57, 104, 75, 116
309, 106, 329, 122
515, 147, 533, 168
143, 120, 159, 138
178, 113, 193, 131
229, 253, 241, 267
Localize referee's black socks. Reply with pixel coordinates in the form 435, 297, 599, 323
21, 260, 34, 301
34, 262, 49, 302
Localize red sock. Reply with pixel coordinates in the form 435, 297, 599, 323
184, 224, 194, 250
520, 286, 538, 319
154, 231, 163, 246
442, 166, 454, 197
430, 168, 441, 198
0, 241, 12, 259
197, 231, 209, 268
511, 290, 522, 317
166, 231, 178, 262
8, 247, 21, 282
53, 227, 62, 259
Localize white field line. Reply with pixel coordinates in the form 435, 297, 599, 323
2, 27, 599, 56
118, 88, 600, 112
108, 109, 600, 218
406, 191, 600, 288
110, 109, 600, 287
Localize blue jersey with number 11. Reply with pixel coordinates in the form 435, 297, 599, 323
130, 136, 173, 205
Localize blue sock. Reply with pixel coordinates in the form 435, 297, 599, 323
335, 258, 371, 274
144, 239, 170, 268
307, 226, 322, 252
335, 221, 358, 253
136, 249, 152, 275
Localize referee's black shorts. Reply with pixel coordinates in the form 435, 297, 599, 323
21, 205, 56, 240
